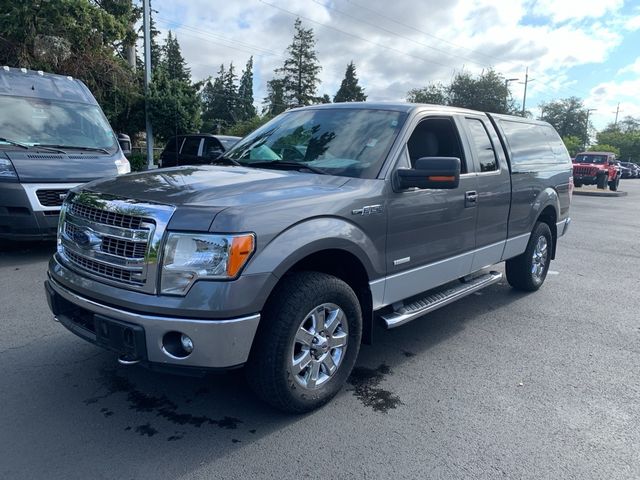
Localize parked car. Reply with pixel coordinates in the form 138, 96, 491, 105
572, 151, 621, 190
158, 134, 241, 168
617, 162, 633, 179
45, 103, 572, 412
620, 161, 639, 178
0, 67, 131, 240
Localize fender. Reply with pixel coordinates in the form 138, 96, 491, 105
243, 216, 384, 281
527, 186, 560, 233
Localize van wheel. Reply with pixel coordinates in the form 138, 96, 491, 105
506, 222, 552, 292
246, 271, 362, 413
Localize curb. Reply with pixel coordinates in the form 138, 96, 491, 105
573, 189, 628, 197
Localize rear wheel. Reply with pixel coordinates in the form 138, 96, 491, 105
506, 222, 552, 292
246, 271, 362, 413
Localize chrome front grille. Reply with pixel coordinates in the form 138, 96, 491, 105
69, 202, 144, 229
58, 192, 175, 293
65, 249, 142, 284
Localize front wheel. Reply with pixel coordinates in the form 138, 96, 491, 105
246, 271, 362, 413
597, 173, 608, 189
506, 222, 552, 292
609, 176, 620, 191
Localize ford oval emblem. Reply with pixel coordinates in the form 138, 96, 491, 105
74, 230, 91, 247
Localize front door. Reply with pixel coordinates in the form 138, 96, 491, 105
384, 115, 478, 306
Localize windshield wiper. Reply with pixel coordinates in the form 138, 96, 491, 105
212, 155, 242, 166
37, 144, 110, 154
0, 137, 29, 149
0, 137, 68, 154
246, 160, 328, 175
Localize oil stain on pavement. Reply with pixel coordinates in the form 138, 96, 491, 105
84, 368, 245, 441
348, 364, 403, 413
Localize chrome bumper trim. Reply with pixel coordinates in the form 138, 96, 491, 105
48, 276, 260, 368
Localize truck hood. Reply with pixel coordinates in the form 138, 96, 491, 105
84, 165, 350, 207
5, 150, 119, 182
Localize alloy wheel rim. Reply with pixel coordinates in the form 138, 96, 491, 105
531, 235, 548, 281
289, 303, 348, 390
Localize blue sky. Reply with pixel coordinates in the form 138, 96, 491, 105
148, 0, 640, 131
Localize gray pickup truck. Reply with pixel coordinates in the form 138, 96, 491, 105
45, 103, 572, 412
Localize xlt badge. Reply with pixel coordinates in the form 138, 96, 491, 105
352, 205, 383, 216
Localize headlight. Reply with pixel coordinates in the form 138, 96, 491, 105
0, 158, 18, 181
115, 157, 131, 174
161, 232, 255, 295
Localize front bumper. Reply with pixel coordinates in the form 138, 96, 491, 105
45, 275, 261, 370
0, 182, 62, 239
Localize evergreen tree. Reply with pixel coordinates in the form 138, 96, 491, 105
237, 56, 257, 121
162, 31, 190, 82
276, 18, 322, 106
334, 61, 366, 102
263, 78, 287, 116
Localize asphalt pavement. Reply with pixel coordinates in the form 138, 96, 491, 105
1, 181, 639, 479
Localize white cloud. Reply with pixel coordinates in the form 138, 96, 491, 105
530, 0, 624, 23
617, 57, 640, 76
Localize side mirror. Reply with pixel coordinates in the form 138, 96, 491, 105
396, 157, 461, 190
117, 133, 131, 157
206, 149, 224, 160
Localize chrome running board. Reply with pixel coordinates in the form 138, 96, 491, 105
381, 271, 503, 329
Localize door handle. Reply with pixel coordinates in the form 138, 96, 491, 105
465, 190, 478, 207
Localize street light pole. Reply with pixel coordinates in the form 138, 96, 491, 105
143, 0, 154, 170
504, 78, 518, 112
520, 67, 534, 117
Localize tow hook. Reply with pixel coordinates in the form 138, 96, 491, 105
117, 354, 141, 365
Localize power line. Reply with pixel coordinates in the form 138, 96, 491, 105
310, 0, 489, 68
258, 0, 459, 72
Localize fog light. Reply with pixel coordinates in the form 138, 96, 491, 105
180, 334, 194, 353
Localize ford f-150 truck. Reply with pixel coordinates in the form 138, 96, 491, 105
45, 103, 572, 412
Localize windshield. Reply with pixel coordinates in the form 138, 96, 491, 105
575, 154, 608, 164
0, 96, 117, 152
225, 108, 407, 178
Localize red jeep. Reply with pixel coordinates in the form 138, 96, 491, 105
572, 151, 621, 191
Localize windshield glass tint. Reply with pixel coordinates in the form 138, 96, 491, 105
0, 96, 117, 151
576, 154, 607, 164
225, 108, 407, 178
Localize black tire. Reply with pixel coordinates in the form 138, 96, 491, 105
573, 180, 582, 188
506, 222, 552, 292
597, 173, 608, 189
246, 271, 362, 413
609, 176, 620, 191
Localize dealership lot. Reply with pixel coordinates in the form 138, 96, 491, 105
1, 183, 639, 479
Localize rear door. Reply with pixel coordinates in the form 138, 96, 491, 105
460, 115, 511, 270
384, 114, 479, 305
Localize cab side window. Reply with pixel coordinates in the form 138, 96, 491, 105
406, 117, 467, 173
465, 118, 498, 172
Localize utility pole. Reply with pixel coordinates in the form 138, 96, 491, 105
613, 102, 622, 126
520, 67, 534, 117
584, 108, 596, 149
143, 0, 154, 170
504, 77, 518, 112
